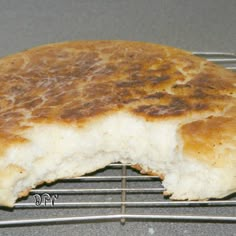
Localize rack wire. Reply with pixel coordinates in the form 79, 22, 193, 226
0, 52, 236, 227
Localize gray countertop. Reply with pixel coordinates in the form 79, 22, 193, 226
0, 0, 236, 235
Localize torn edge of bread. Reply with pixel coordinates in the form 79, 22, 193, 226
0, 111, 235, 207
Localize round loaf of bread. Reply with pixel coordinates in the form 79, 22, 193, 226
0, 41, 235, 207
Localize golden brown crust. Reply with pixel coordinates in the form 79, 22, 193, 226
0, 40, 235, 167
181, 111, 236, 167
131, 164, 165, 179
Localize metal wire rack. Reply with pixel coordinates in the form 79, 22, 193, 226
0, 52, 236, 227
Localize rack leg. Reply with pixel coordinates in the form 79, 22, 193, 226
120, 164, 127, 225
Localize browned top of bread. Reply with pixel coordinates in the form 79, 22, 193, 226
0, 40, 235, 166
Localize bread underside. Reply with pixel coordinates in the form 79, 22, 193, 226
0, 40, 235, 207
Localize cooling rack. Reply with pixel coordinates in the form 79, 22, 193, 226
0, 52, 236, 227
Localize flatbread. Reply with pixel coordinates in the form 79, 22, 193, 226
0, 40, 235, 207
